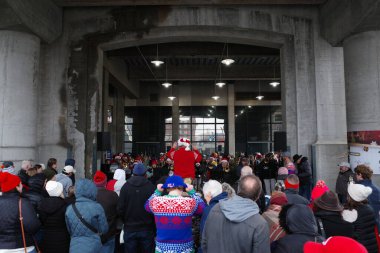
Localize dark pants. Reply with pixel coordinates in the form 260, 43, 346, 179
123, 230, 155, 253
299, 183, 311, 201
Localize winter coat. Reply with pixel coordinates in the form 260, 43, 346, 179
262, 205, 286, 242
0, 192, 41, 250
65, 179, 108, 253
166, 147, 202, 179
117, 176, 155, 232
256, 159, 278, 180
38, 196, 70, 253
24, 173, 45, 211
271, 204, 324, 253
18, 169, 29, 186
96, 187, 119, 242
56, 173, 73, 197
335, 169, 354, 196
314, 209, 354, 238
342, 204, 378, 253
357, 179, 380, 229
284, 189, 309, 205
200, 192, 228, 234
201, 195, 270, 253
297, 157, 312, 185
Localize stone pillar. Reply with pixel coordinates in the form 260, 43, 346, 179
172, 86, 179, 143
227, 84, 235, 155
0, 31, 40, 164
313, 36, 348, 189
343, 31, 380, 184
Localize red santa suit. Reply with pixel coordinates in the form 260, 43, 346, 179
166, 138, 201, 179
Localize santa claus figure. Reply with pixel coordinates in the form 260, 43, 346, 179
166, 138, 202, 180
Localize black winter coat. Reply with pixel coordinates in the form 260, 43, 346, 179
344, 205, 378, 253
0, 192, 41, 250
271, 204, 324, 253
38, 196, 70, 253
297, 157, 312, 185
284, 189, 309, 205
335, 169, 354, 196
256, 159, 278, 180
96, 187, 119, 241
314, 210, 354, 238
24, 173, 46, 211
117, 176, 155, 232
18, 169, 29, 186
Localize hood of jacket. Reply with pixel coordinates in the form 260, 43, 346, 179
39, 196, 67, 214
113, 169, 126, 181
286, 204, 318, 235
210, 192, 228, 206
75, 179, 97, 201
219, 195, 259, 222
127, 175, 150, 187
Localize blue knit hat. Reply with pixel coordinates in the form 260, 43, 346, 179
162, 175, 187, 189
133, 163, 147, 176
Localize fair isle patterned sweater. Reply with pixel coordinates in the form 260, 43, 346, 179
145, 189, 205, 253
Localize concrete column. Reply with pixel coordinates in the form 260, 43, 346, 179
313, 36, 348, 188
172, 86, 179, 142
227, 84, 235, 155
343, 31, 380, 185
344, 31, 380, 132
0, 31, 40, 164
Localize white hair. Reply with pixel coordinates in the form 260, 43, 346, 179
21, 160, 32, 170
241, 166, 253, 177
203, 180, 223, 198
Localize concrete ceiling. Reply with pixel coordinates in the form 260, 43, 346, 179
107, 41, 281, 101
54, 0, 326, 6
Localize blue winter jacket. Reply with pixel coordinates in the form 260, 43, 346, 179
65, 179, 108, 253
200, 192, 228, 234
358, 179, 380, 229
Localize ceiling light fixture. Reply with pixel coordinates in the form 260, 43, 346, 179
162, 62, 172, 88
248, 105, 252, 108
221, 43, 235, 66
212, 96, 220, 100
269, 65, 280, 87
151, 44, 164, 67
168, 96, 176, 100
256, 80, 264, 100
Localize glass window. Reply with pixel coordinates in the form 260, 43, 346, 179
125, 116, 133, 124
124, 142, 132, 153
204, 117, 215, 123
165, 117, 172, 123
179, 116, 191, 123
124, 125, 133, 142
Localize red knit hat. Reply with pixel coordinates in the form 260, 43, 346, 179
304, 236, 367, 253
93, 171, 107, 188
284, 178, 299, 189
311, 180, 330, 201
270, 191, 288, 206
0, 172, 21, 192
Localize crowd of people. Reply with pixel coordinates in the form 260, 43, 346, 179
0, 137, 379, 253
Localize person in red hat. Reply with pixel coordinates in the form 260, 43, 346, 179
93, 171, 119, 252
0, 172, 41, 252
166, 138, 202, 180
304, 236, 368, 253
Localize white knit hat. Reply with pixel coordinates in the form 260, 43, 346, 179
63, 165, 76, 173
347, 182, 372, 202
46, 181, 64, 197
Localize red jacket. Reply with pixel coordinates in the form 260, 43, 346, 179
166, 147, 201, 179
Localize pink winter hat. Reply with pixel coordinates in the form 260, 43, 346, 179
278, 167, 288, 175
311, 180, 330, 201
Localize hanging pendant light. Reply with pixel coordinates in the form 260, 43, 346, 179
151, 44, 164, 67
269, 65, 280, 87
162, 62, 172, 88
212, 96, 220, 100
168, 82, 176, 100
256, 80, 264, 100
221, 43, 235, 66
168, 96, 176, 100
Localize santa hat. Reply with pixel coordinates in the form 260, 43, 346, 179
304, 236, 367, 253
45, 181, 64, 197
0, 172, 21, 192
93, 171, 107, 188
178, 138, 191, 151
311, 180, 330, 202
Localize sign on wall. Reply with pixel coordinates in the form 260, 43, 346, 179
348, 131, 380, 174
